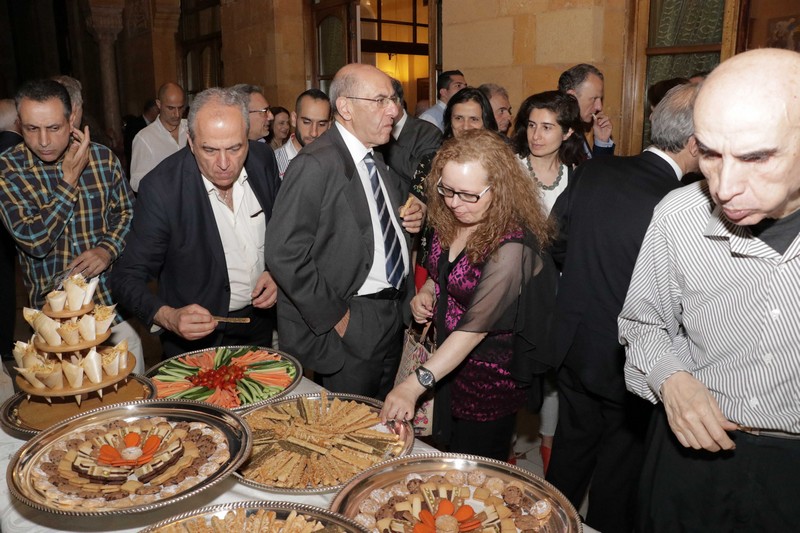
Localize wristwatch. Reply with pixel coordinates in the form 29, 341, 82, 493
415, 366, 436, 390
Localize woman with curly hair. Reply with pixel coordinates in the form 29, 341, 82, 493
381, 129, 557, 460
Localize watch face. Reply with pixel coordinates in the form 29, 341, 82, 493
416, 367, 435, 388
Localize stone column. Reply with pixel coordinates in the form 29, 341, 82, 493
150, 0, 181, 91
85, 0, 125, 148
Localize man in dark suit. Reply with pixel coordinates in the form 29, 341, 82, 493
112, 87, 281, 358
265, 64, 424, 399
379, 77, 442, 188
545, 83, 701, 532
0, 99, 22, 361
558, 64, 615, 158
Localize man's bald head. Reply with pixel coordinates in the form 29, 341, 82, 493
694, 49, 800, 226
156, 82, 186, 130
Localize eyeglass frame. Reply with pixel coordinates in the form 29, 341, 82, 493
436, 178, 491, 203
344, 95, 401, 109
249, 107, 271, 116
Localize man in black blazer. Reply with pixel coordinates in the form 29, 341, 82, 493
545, 83, 702, 532
265, 64, 423, 399
379, 78, 441, 187
112, 87, 281, 358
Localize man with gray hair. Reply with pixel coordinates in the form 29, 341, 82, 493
558, 63, 614, 158
113, 87, 281, 358
545, 83, 701, 531
231, 83, 274, 142
478, 83, 513, 136
266, 63, 423, 398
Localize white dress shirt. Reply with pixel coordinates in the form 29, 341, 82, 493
130, 118, 188, 191
202, 169, 266, 311
334, 122, 410, 295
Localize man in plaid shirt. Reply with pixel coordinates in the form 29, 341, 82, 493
0, 79, 143, 372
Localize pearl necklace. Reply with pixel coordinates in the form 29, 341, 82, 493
526, 155, 564, 191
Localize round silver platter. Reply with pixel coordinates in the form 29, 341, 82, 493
144, 345, 303, 412
0, 374, 156, 439
234, 392, 414, 495
7, 398, 252, 516
139, 500, 370, 533
330, 452, 583, 533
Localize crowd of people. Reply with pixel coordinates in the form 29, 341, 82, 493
0, 47, 799, 532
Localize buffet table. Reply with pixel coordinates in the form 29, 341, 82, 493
0, 377, 439, 533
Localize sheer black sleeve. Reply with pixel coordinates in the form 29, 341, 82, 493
455, 237, 544, 334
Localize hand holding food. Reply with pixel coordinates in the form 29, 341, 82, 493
401, 197, 425, 234
155, 304, 217, 341
68, 247, 112, 278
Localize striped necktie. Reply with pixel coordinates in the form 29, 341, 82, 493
364, 152, 404, 289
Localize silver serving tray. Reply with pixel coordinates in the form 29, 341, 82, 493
234, 392, 414, 495
139, 500, 369, 533
0, 374, 156, 438
330, 453, 582, 533
7, 399, 252, 516
145, 345, 303, 412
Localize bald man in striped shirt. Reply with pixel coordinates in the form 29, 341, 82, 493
619, 48, 800, 530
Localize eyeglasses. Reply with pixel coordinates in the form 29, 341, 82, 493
345, 95, 401, 109
436, 178, 491, 203
249, 107, 271, 116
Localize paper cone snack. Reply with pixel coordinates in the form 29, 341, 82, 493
64, 278, 86, 311
109, 339, 128, 370
46, 290, 67, 312
57, 321, 80, 345
82, 348, 103, 383
78, 314, 97, 341
93, 304, 116, 334
34, 313, 62, 346
16, 367, 46, 389
23, 307, 41, 328
12, 340, 37, 368
62, 359, 84, 388
101, 350, 120, 377
39, 362, 64, 389
82, 277, 99, 305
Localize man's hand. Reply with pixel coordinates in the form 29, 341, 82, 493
62, 125, 91, 186
592, 111, 613, 144
154, 304, 217, 341
68, 247, 112, 278
251, 271, 278, 308
400, 197, 425, 234
661, 371, 738, 452
334, 308, 350, 338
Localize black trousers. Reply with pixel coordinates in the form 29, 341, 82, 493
546, 366, 652, 533
637, 408, 800, 532
319, 295, 404, 401
448, 413, 517, 461
160, 305, 276, 360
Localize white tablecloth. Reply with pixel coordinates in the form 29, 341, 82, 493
0, 378, 439, 533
